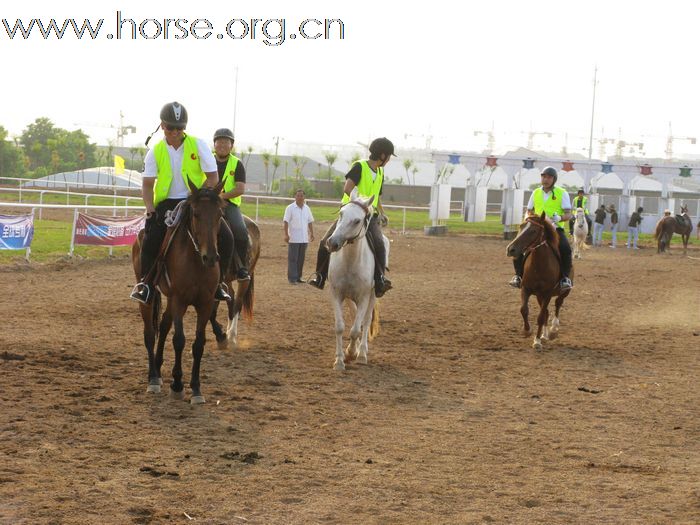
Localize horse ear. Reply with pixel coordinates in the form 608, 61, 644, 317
367, 194, 375, 207
350, 187, 359, 201
540, 211, 546, 221
214, 179, 224, 194
187, 178, 198, 194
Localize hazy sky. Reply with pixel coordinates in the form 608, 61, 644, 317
3, 0, 699, 159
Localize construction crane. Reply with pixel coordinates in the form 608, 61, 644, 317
665, 122, 696, 160
403, 133, 433, 150
74, 110, 136, 147
522, 130, 552, 150
474, 124, 496, 154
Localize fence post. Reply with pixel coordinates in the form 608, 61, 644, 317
255, 197, 260, 222
26, 208, 35, 261
69, 208, 78, 256
39, 192, 44, 219
402, 207, 407, 235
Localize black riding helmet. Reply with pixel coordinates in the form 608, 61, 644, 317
160, 101, 188, 128
369, 137, 397, 160
540, 166, 558, 184
213, 128, 235, 142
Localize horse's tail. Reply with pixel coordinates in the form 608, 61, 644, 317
654, 219, 664, 240
368, 301, 380, 341
241, 274, 255, 322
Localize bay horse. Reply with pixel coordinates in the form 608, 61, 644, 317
210, 215, 261, 349
572, 207, 589, 259
506, 212, 574, 350
131, 180, 224, 404
655, 205, 693, 254
326, 190, 384, 370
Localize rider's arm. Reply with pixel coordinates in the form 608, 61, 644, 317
204, 170, 219, 188
142, 177, 156, 215
222, 181, 245, 201
342, 178, 356, 197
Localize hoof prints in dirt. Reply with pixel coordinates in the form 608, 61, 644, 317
220, 451, 263, 464
139, 466, 179, 478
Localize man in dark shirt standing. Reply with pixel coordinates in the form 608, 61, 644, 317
213, 128, 250, 281
627, 206, 643, 249
593, 204, 606, 246
608, 204, 618, 248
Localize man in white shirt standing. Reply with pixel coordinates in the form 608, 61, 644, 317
283, 189, 315, 284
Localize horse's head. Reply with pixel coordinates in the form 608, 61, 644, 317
575, 207, 585, 222
327, 193, 374, 253
681, 204, 689, 215
506, 212, 554, 257
187, 179, 224, 267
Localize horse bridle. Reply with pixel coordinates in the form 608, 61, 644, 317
522, 217, 548, 254
336, 200, 372, 248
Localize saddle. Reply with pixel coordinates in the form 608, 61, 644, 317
675, 215, 689, 227
142, 203, 189, 290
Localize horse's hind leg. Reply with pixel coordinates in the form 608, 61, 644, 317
549, 294, 566, 340
356, 297, 375, 365
151, 305, 172, 393
210, 301, 227, 350
140, 302, 159, 393
169, 302, 188, 400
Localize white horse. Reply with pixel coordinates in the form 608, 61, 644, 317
572, 207, 589, 259
326, 191, 386, 371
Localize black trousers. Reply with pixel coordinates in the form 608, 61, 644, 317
513, 227, 572, 278
139, 198, 233, 281
315, 214, 387, 278
223, 202, 250, 270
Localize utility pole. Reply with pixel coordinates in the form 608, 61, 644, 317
232, 66, 239, 136
588, 65, 598, 159
273, 136, 280, 156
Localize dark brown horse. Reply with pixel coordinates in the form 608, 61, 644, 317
210, 215, 261, 349
131, 181, 224, 404
506, 212, 574, 350
655, 205, 693, 254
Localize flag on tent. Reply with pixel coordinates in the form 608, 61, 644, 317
114, 155, 125, 175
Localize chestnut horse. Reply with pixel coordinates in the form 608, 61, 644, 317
210, 215, 261, 349
506, 212, 574, 350
131, 181, 224, 404
655, 205, 692, 254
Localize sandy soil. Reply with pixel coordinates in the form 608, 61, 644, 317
1, 221, 699, 524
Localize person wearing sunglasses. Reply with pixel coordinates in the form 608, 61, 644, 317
130, 101, 233, 304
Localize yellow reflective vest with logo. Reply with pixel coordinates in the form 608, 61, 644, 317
532, 186, 566, 228
152, 135, 205, 205
221, 154, 242, 206
341, 160, 383, 207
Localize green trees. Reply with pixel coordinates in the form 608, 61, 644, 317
0, 126, 26, 179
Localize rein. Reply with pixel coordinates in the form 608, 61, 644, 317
337, 200, 372, 248
522, 218, 551, 254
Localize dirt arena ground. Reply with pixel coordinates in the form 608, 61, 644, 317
1, 220, 699, 524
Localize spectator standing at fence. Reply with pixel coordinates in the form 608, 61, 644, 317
608, 204, 618, 248
212, 127, 250, 282
130, 101, 233, 304
283, 189, 315, 284
593, 204, 606, 246
627, 206, 643, 249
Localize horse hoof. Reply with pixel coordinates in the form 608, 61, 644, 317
169, 388, 185, 400
217, 338, 228, 350
190, 395, 206, 405
334, 361, 346, 371
532, 341, 542, 350
146, 384, 161, 394
357, 354, 368, 365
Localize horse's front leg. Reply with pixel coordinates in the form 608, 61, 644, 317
139, 302, 159, 393
520, 289, 531, 335
169, 302, 188, 400
332, 296, 346, 371
533, 295, 551, 350
152, 304, 172, 393
190, 301, 214, 405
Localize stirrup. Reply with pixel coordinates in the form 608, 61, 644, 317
236, 268, 251, 281
215, 282, 231, 302
559, 277, 573, 290
308, 273, 325, 290
375, 276, 392, 298
130, 282, 151, 305
509, 275, 522, 289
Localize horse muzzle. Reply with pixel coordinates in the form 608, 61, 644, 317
327, 237, 343, 253
201, 252, 219, 267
